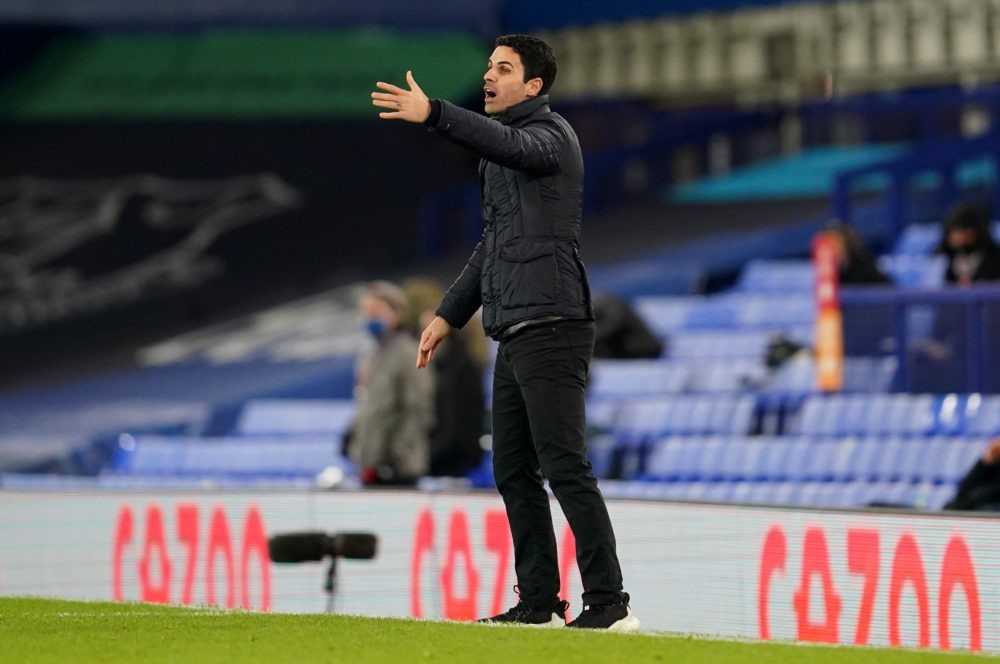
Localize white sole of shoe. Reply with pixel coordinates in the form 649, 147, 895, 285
607, 607, 641, 633
478, 612, 565, 628
528, 613, 566, 628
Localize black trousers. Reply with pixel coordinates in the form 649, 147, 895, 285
492, 318, 624, 609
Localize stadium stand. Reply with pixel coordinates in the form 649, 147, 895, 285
4, 0, 1000, 513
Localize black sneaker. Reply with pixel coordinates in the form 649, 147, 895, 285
477, 600, 569, 627
566, 593, 640, 632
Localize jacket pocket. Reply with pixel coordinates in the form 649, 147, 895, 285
498, 239, 558, 309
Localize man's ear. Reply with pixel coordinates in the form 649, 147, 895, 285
526, 77, 543, 97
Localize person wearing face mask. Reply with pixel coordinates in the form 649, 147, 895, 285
346, 280, 433, 486
938, 202, 1000, 285
371, 36, 638, 631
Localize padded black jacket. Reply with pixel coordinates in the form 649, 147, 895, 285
426, 95, 594, 339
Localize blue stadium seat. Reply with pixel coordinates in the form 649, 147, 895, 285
825, 437, 861, 481
735, 295, 815, 329
755, 437, 793, 481
778, 438, 814, 482
691, 436, 726, 481
887, 394, 937, 437
716, 436, 763, 483
642, 436, 683, 481
686, 359, 766, 393
838, 480, 877, 508
860, 393, 895, 436
735, 260, 814, 294
938, 437, 985, 484
586, 399, 621, 431
723, 436, 768, 482
703, 481, 734, 503
892, 223, 940, 256
235, 399, 356, 437
925, 483, 957, 511
673, 437, 709, 481
631, 297, 694, 336
764, 357, 815, 395
845, 436, 882, 482
918, 437, 952, 483
678, 396, 718, 435
610, 397, 672, 445
683, 300, 740, 329
668, 330, 772, 360
116, 437, 188, 475
799, 481, 848, 508
870, 436, 908, 483
587, 360, 688, 400
966, 395, 1000, 436
879, 254, 947, 288
768, 481, 800, 506
895, 437, 936, 483
934, 394, 968, 436
798, 439, 836, 481
677, 481, 712, 502
793, 396, 843, 436
827, 481, 864, 509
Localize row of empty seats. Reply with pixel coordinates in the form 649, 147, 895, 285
587, 355, 900, 401
789, 393, 1000, 437
105, 399, 360, 483
588, 359, 766, 398
589, 385, 1000, 440
109, 434, 353, 479
234, 398, 355, 437
602, 478, 957, 511
636, 435, 984, 485
607, 395, 757, 441
633, 294, 814, 337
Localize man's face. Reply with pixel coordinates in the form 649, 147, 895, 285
483, 46, 541, 115
360, 295, 398, 327
947, 227, 977, 252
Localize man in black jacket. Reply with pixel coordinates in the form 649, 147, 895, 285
372, 35, 638, 632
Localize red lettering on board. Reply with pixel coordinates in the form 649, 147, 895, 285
440, 510, 479, 621
758, 525, 786, 641
847, 528, 880, 646
939, 535, 981, 652
138, 505, 171, 604
792, 527, 841, 643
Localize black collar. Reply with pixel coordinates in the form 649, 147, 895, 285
497, 95, 550, 125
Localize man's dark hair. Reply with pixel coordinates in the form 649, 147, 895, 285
943, 202, 999, 251
495, 34, 557, 96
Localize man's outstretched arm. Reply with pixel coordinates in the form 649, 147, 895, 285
372, 72, 562, 173
371, 71, 431, 123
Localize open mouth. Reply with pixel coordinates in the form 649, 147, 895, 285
484, 88, 497, 101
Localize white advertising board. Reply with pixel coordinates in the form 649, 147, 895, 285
0, 490, 994, 653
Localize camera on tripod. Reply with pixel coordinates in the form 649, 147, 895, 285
268, 531, 378, 612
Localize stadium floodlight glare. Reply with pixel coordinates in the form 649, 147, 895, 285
268, 531, 378, 613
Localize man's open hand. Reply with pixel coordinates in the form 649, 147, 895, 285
372, 71, 431, 123
416, 315, 451, 368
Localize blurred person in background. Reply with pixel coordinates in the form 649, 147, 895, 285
944, 436, 1000, 512
819, 222, 892, 286
347, 280, 433, 486
591, 293, 664, 360
404, 277, 487, 479
371, 35, 638, 631
937, 202, 1000, 285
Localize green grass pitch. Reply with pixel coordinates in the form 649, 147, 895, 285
0, 597, 993, 663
